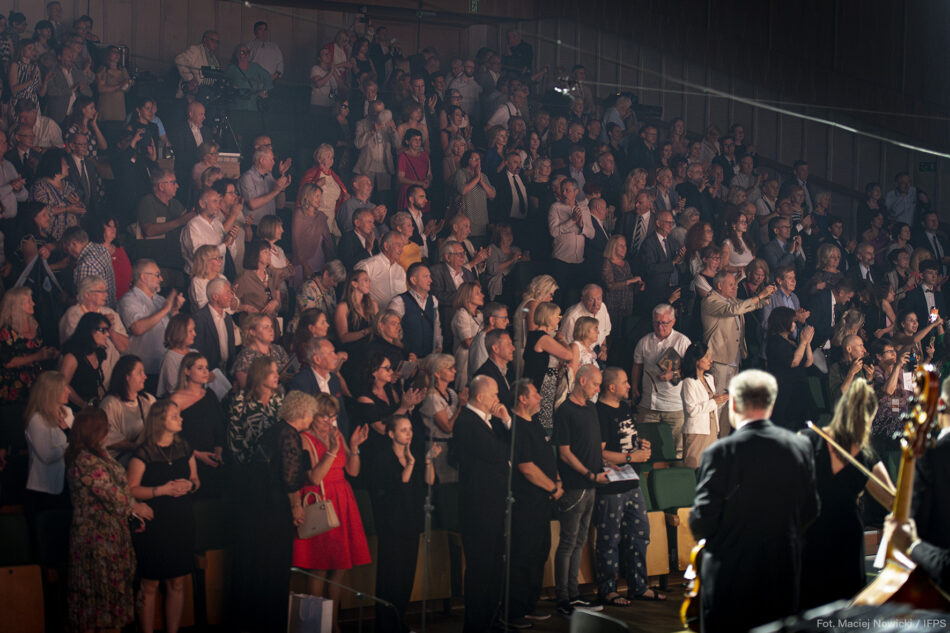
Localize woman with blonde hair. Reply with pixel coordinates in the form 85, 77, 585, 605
513, 275, 559, 377
301, 143, 350, 237
294, 393, 370, 632
419, 353, 465, 482
188, 244, 230, 310
292, 183, 336, 288
191, 140, 220, 190
523, 302, 579, 430
601, 235, 642, 328
232, 313, 295, 389
451, 282, 484, 389
619, 168, 649, 213
800, 378, 895, 609
127, 399, 199, 633
24, 370, 72, 515
390, 211, 423, 269
0, 287, 59, 405
805, 243, 845, 295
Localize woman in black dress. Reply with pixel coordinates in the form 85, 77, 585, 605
799, 379, 895, 609
334, 270, 378, 388
764, 307, 816, 431
368, 414, 439, 633
170, 353, 226, 497
353, 352, 425, 485
522, 302, 577, 432
58, 312, 109, 408
126, 399, 199, 633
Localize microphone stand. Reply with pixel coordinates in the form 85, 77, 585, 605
500, 307, 528, 629
420, 430, 435, 633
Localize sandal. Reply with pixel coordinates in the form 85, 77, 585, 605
602, 593, 631, 607
632, 589, 667, 601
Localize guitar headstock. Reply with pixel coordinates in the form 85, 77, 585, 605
902, 364, 941, 458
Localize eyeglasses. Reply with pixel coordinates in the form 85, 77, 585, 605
239, 50, 250, 55
95, 326, 110, 333
143, 271, 163, 278
380, 364, 393, 371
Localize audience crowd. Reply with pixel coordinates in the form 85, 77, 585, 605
0, 3, 946, 632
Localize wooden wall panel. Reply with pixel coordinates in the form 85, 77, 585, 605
161, 0, 191, 65
101, 0, 131, 51
804, 121, 827, 178
779, 113, 803, 167
638, 46, 662, 108
683, 61, 705, 135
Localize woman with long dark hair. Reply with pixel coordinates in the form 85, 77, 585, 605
170, 353, 226, 496
59, 311, 110, 407
100, 355, 155, 465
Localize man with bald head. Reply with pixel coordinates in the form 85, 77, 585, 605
452, 374, 512, 632
170, 101, 214, 202
827, 334, 873, 405
553, 365, 607, 616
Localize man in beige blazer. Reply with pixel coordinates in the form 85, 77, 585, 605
701, 271, 776, 437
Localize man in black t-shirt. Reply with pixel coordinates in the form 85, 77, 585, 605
508, 380, 561, 626
552, 365, 607, 617
594, 368, 663, 605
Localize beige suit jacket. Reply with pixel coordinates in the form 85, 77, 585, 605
701, 292, 768, 365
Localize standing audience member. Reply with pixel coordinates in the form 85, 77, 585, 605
156, 314, 196, 398
23, 371, 72, 516
192, 279, 238, 374
388, 262, 442, 358
594, 367, 659, 604
169, 353, 226, 496
118, 259, 184, 380
59, 275, 128, 384
66, 408, 153, 633
294, 394, 370, 633
680, 342, 730, 468
553, 365, 607, 617
58, 312, 110, 407
127, 400, 199, 633
631, 304, 691, 458
100, 355, 156, 464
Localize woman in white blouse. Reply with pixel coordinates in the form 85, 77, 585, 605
681, 342, 730, 469
451, 282, 484, 389
24, 371, 73, 514
418, 354, 466, 484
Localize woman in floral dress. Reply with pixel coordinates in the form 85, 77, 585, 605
66, 407, 153, 632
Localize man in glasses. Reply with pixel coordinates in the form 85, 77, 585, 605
174, 29, 221, 100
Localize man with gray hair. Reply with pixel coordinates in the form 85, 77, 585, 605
192, 277, 237, 373
631, 303, 691, 458
689, 369, 819, 633
354, 101, 397, 211
59, 275, 130, 383
63, 226, 116, 309
136, 167, 193, 287
287, 337, 350, 435
355, 231, 407, 307
118, 259, 185, 379
238, 147, 290, 225
560, 284, 611, 350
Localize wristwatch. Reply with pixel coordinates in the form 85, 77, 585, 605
625, 453, 632, 463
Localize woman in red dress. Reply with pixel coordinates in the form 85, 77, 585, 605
293, 393, 370, 633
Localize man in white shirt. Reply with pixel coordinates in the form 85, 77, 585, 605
14, 101, 63, 149
247, 21, 284, 80
174, 30, 222, 99
0, 133, 27, 219
548, 178, 594, 293
388, 262, 443, 357
447, 59, 482, 125
355, 231, 407, 308
180, 188, 241, 274
560, 284, 611, 351
118, 259, 185, 377
631, 304, 691, 458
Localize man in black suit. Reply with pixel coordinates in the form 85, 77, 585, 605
783, 159, 817, 215
287, 337, 351, 436
847, 242, 881, 285
806, 277, 856, 350
490, 151, 529, 239
689, 369, 820, 633
913, 374, 950, 550
338, 208, 378, 270
901, 260, 947, 333
638, 210, 683, 308
711, 135, 739, 188
65, 131, 100, 213
473, 329, 514, 405
589, 152, 623, 212
431, 240, 477, 344
614, 191, 655, 260
6, 124, 39, 187
626, 124, 657, 172
404, 185, 439, 262
451, 374, 511, 633
584, 197, 611, 280
192, 278, 237, 373
169, 101, 214, 203
913, 210, 950, 276
760, 216, 806, 276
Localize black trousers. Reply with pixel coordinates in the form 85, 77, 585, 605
460, 504, 505, 632
375, 530, 420, 633
509, 495, 552, 619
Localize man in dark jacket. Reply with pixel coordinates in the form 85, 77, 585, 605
689, 369, 820, 633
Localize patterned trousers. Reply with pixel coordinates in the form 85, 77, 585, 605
593, 487, 650, 598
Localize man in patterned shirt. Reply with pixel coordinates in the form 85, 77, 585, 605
63, 226, 117, 309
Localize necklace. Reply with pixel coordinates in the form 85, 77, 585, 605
156, 438, 174, 465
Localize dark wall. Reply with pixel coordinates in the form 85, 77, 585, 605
540, 0, 950, 151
